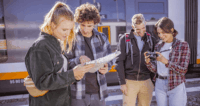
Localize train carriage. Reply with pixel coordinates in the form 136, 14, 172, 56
0, 0, 200, 96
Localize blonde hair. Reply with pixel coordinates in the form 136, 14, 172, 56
131, 13, 145, 26
40, 1, 75, 53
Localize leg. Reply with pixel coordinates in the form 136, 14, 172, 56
168, 83, 187, 106
123, 79, 140, 106
71, 94, 90, 106
155, 78, 168, 106
90, 93, 106, 106
137, 79, 154, 106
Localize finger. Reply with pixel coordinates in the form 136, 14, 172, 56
104, 64, 108, 67
145, 55, 150, 59
144, 52, 147, 56
124, 89, 128, 96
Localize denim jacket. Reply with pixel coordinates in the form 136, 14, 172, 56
25, 32, 76, 106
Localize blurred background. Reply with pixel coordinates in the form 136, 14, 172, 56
0, 0, 200, 106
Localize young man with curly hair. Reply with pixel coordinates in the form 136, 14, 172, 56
66, 3, 113, 106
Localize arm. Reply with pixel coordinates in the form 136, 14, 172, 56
165, 42, 190, 75
103, 34, 113, 70
115, 36, 126, 85
145, 60, 157, 73
66, 42, 81, 69
28, 50, 76, 90
145, 37, 158, 73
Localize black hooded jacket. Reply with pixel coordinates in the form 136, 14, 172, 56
115, 29, 157, 85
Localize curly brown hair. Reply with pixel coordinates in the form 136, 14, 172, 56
74, 3, 100, 24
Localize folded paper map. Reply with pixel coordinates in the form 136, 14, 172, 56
84, 51, 121, 73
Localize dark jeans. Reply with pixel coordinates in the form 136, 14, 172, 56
71, 93, 106, 106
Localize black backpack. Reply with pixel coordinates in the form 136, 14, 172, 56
118, 32, 153, 64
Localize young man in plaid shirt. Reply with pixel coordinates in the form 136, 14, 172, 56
66, 3, 113, 106
145, 17, 190, 106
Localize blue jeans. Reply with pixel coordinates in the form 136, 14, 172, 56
155, 78, 187, 106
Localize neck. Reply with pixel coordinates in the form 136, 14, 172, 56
84, 33, 92, 38
166, 37, 173, 43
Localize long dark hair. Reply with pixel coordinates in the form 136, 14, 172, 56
154, 17, 178, 37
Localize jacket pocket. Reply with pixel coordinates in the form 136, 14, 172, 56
53, 54, 64, 72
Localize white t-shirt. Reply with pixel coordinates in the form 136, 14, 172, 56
157, 42, 172, 76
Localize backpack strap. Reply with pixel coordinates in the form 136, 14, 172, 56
146, 32, 153, 52
125, 33, 134, 64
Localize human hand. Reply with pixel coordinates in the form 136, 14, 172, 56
98, 64, 108, 75
73, 64, 94, 80
156, 52, 168, 64
79, 55, 91, 64
144, 52, 151, 63
120, 84, 128, 96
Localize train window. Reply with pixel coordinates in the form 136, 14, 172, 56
98, 26, 111, 43
116, 26, 126, 42
0, 0, 8, 63
138, 2, 164, 14
102, 27, 108, 39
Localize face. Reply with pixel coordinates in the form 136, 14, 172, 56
79, 21, 95, 37
52, 17, 74, 41
132, 23, 146, 37
157, 27, 173, 43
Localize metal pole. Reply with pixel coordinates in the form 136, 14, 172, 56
116, 0, 119, 21
123, 0, 127, 32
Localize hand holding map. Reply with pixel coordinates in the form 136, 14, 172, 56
84, 51, 121, 73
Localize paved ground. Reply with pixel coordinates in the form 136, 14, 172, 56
0, 78, 200, 106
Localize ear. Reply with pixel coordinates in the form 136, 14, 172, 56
131, 25, 135, 29
171, 28, 174, 32
51, 22, 56, 30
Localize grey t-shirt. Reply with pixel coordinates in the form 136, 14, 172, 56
157, 42, 172, 76
134, 35, 144, 52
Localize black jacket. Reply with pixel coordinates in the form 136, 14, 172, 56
25, 32, 76, 106
115, 29, 157, 85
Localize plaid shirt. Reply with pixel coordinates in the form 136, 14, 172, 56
146, 38, 190, 91
66, 28, 113, 100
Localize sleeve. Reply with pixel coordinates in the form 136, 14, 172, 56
65, 42, 81, 69
28, 50, 76, 90
115, 35, 127, 85
145, 60, 157, 73
145, 36, 158, 73
165, 42, 190, 75
103, 33, 113, 70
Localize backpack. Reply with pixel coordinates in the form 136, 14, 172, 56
118, 32, 154, 64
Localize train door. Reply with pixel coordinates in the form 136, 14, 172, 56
0, 0, 7, 63
97, 26, 111, 43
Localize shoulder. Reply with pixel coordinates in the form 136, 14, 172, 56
31, 33, 56, 51
118, 33, 130, 45
176, 39, 190, 48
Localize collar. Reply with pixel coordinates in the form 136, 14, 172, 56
128, 29, 147, 41
40, 32, 60, 44
158, 37, 179, 48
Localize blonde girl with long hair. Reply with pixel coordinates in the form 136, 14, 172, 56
24, 2, 94, 106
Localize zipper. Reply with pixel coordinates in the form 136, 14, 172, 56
137, 41, 145, 81
137, 51, 141, 80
